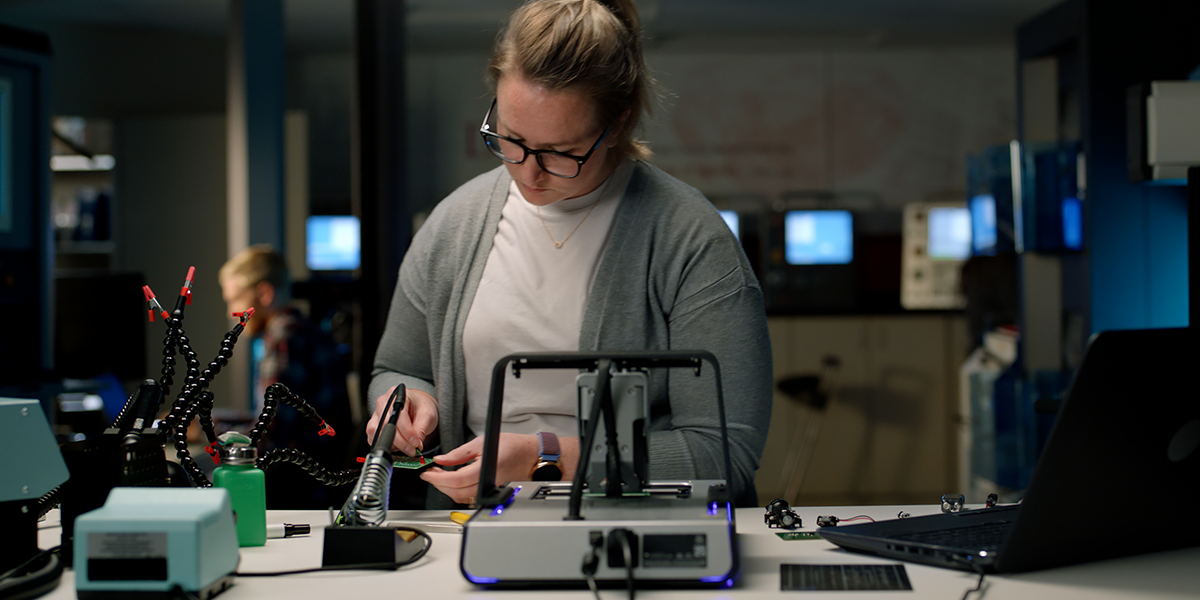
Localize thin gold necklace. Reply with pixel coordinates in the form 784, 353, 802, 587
535, 175, 612, 249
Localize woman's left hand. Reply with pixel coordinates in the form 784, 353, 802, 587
420, 433, 539, 505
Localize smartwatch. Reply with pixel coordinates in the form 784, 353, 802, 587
531, 431, 562, 481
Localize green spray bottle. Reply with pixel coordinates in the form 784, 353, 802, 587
212, 432, 267, 547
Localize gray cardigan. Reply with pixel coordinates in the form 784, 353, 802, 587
369, 161, 773, 507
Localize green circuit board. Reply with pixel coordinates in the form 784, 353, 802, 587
775, 531, 822, 540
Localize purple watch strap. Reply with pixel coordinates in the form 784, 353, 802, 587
537, 431, 560, 461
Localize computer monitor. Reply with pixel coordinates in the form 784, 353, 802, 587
928, 206, 972, 261
760, 207, 858, 313
969, 194, 998, 256
966, 144, 1017, 256
1061, 196, 1083, 251
306, 215, 360, 271
783, 210, 853, 265
901, 202, 968, 310
1024, 142, 1084, 253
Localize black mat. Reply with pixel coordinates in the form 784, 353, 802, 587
780, 564, 912, 591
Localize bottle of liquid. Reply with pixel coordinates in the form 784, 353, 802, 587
213, 432, 267, 547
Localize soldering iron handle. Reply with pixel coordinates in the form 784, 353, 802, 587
369, 384, 405, 455
132, 379, 164, 429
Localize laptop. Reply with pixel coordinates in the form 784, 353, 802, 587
818, 327, 1199, 573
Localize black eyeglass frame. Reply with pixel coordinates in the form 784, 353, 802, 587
478, 98, 612, 179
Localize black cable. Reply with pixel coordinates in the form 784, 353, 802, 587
237, 563, 407, 576
840, 515, 875, 523
0, 548, 50, 582
617, 531, 635, 600
960, 570, 986, 600
581, 546, 601, 600
369, 384, 404, 449
0, 547, 63, 600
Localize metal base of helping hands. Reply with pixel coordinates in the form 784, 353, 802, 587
460, 480, 738, 587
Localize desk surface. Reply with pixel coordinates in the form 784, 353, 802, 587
37, 505, 1200, 599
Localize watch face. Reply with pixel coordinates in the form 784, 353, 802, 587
531, 463, 562, 482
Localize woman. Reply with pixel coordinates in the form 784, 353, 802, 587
366, 0, 772, 508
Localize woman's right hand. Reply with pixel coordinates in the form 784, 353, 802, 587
364, 386, 439, 456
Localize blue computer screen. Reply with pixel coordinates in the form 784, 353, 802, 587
969, 194, 998, 255
718, 210, 739, 241
928, 207, 972, 260
1062, 196, 1083, 251
306, 215, 361, 271
784, 210, 853, 265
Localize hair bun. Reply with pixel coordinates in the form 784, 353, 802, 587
594, 0, 640, 34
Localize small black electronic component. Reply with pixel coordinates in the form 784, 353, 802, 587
941, 493, 965, 513
764, 498, 802, 530
817, 514, 875, 527
985, 493, 998, 508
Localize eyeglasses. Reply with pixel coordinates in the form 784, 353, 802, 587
478, 98, 611, 179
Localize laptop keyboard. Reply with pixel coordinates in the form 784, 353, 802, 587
892, 520, 1013, 551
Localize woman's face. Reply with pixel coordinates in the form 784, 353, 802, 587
494, 74, 620, 206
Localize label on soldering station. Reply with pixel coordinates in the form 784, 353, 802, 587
86, 532, 169, 581
642, 534, 708, 568
88, 532, 168, 558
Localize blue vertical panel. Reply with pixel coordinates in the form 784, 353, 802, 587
1089, 186, 1148, 333
1145, 188, 1189, 327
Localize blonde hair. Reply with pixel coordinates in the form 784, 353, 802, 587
488, 0, 654, 160
219, 245, 289, 302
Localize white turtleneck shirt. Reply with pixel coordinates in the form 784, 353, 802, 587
462, 159, 634, 438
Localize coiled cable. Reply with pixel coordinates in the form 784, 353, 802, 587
339, 454, 394, 527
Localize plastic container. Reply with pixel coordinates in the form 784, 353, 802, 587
212, 435, 267, 547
